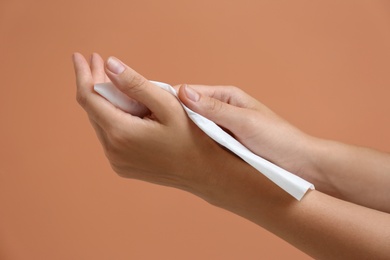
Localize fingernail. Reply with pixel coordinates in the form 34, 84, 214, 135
184, 85, 200, 102
107, 56, 125, 74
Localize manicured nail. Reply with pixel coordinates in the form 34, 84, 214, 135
107, 56, 125, 74
184, 85, 199, 102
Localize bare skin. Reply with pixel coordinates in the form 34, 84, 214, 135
177, 84, 390, 213
73, 53, 390, 259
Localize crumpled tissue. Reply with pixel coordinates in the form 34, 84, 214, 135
94, 81, 314, 200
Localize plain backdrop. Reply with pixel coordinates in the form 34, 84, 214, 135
1, 1, 390, 259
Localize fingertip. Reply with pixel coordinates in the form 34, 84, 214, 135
179, 85, 206, 118
177, 84, 187, 101
186, 85, 200, 102
72, 53, 83, 71
72, 53, 93, 90
105, 56, 126, 75
178, 84, 195, 108
91, 53, 107, 83
72, 52, 81, 64
91, 52, 103, 62
179, 84, 200, 103
73, 52, 85, 59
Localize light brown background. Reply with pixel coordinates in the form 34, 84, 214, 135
1, 1, 389, 259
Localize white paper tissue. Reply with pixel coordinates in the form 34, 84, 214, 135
94, 81, 314, 200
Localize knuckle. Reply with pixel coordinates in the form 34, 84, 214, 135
123, 72, 147, 93
209, 99, 224, 113
222, 85, 240, 101
225, 85, 239, 92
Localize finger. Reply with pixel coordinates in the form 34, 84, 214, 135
185, 84, 260, 109
104, 73, 110, 83
73, 52, 127, 130
91, 53, 107, 84
178, 84, 248, 132
90, 53, 151, 117
104, 56, 181, 123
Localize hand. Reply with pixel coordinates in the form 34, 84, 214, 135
72, 58, 390, 260
177, 84, 316, 182
72, 53, 241, 197
178, 84, 390, 213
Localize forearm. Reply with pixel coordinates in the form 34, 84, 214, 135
199, 155, 390, 260
308, 137, 390, 212
177, 83, 390, 211
74, 54, 389, 259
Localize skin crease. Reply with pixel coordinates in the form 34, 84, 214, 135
73, 53, 390, 260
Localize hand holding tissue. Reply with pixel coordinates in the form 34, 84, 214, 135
94, 81, 314, 200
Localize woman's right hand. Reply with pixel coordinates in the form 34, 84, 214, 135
177, 84, 318, 183
178, 84, 390, 213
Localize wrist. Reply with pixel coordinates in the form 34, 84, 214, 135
302, 136, 339, 195
192, 148, 292, 211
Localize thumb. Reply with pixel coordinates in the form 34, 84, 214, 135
104, 56, 179, 122
178, 85, 245, 131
